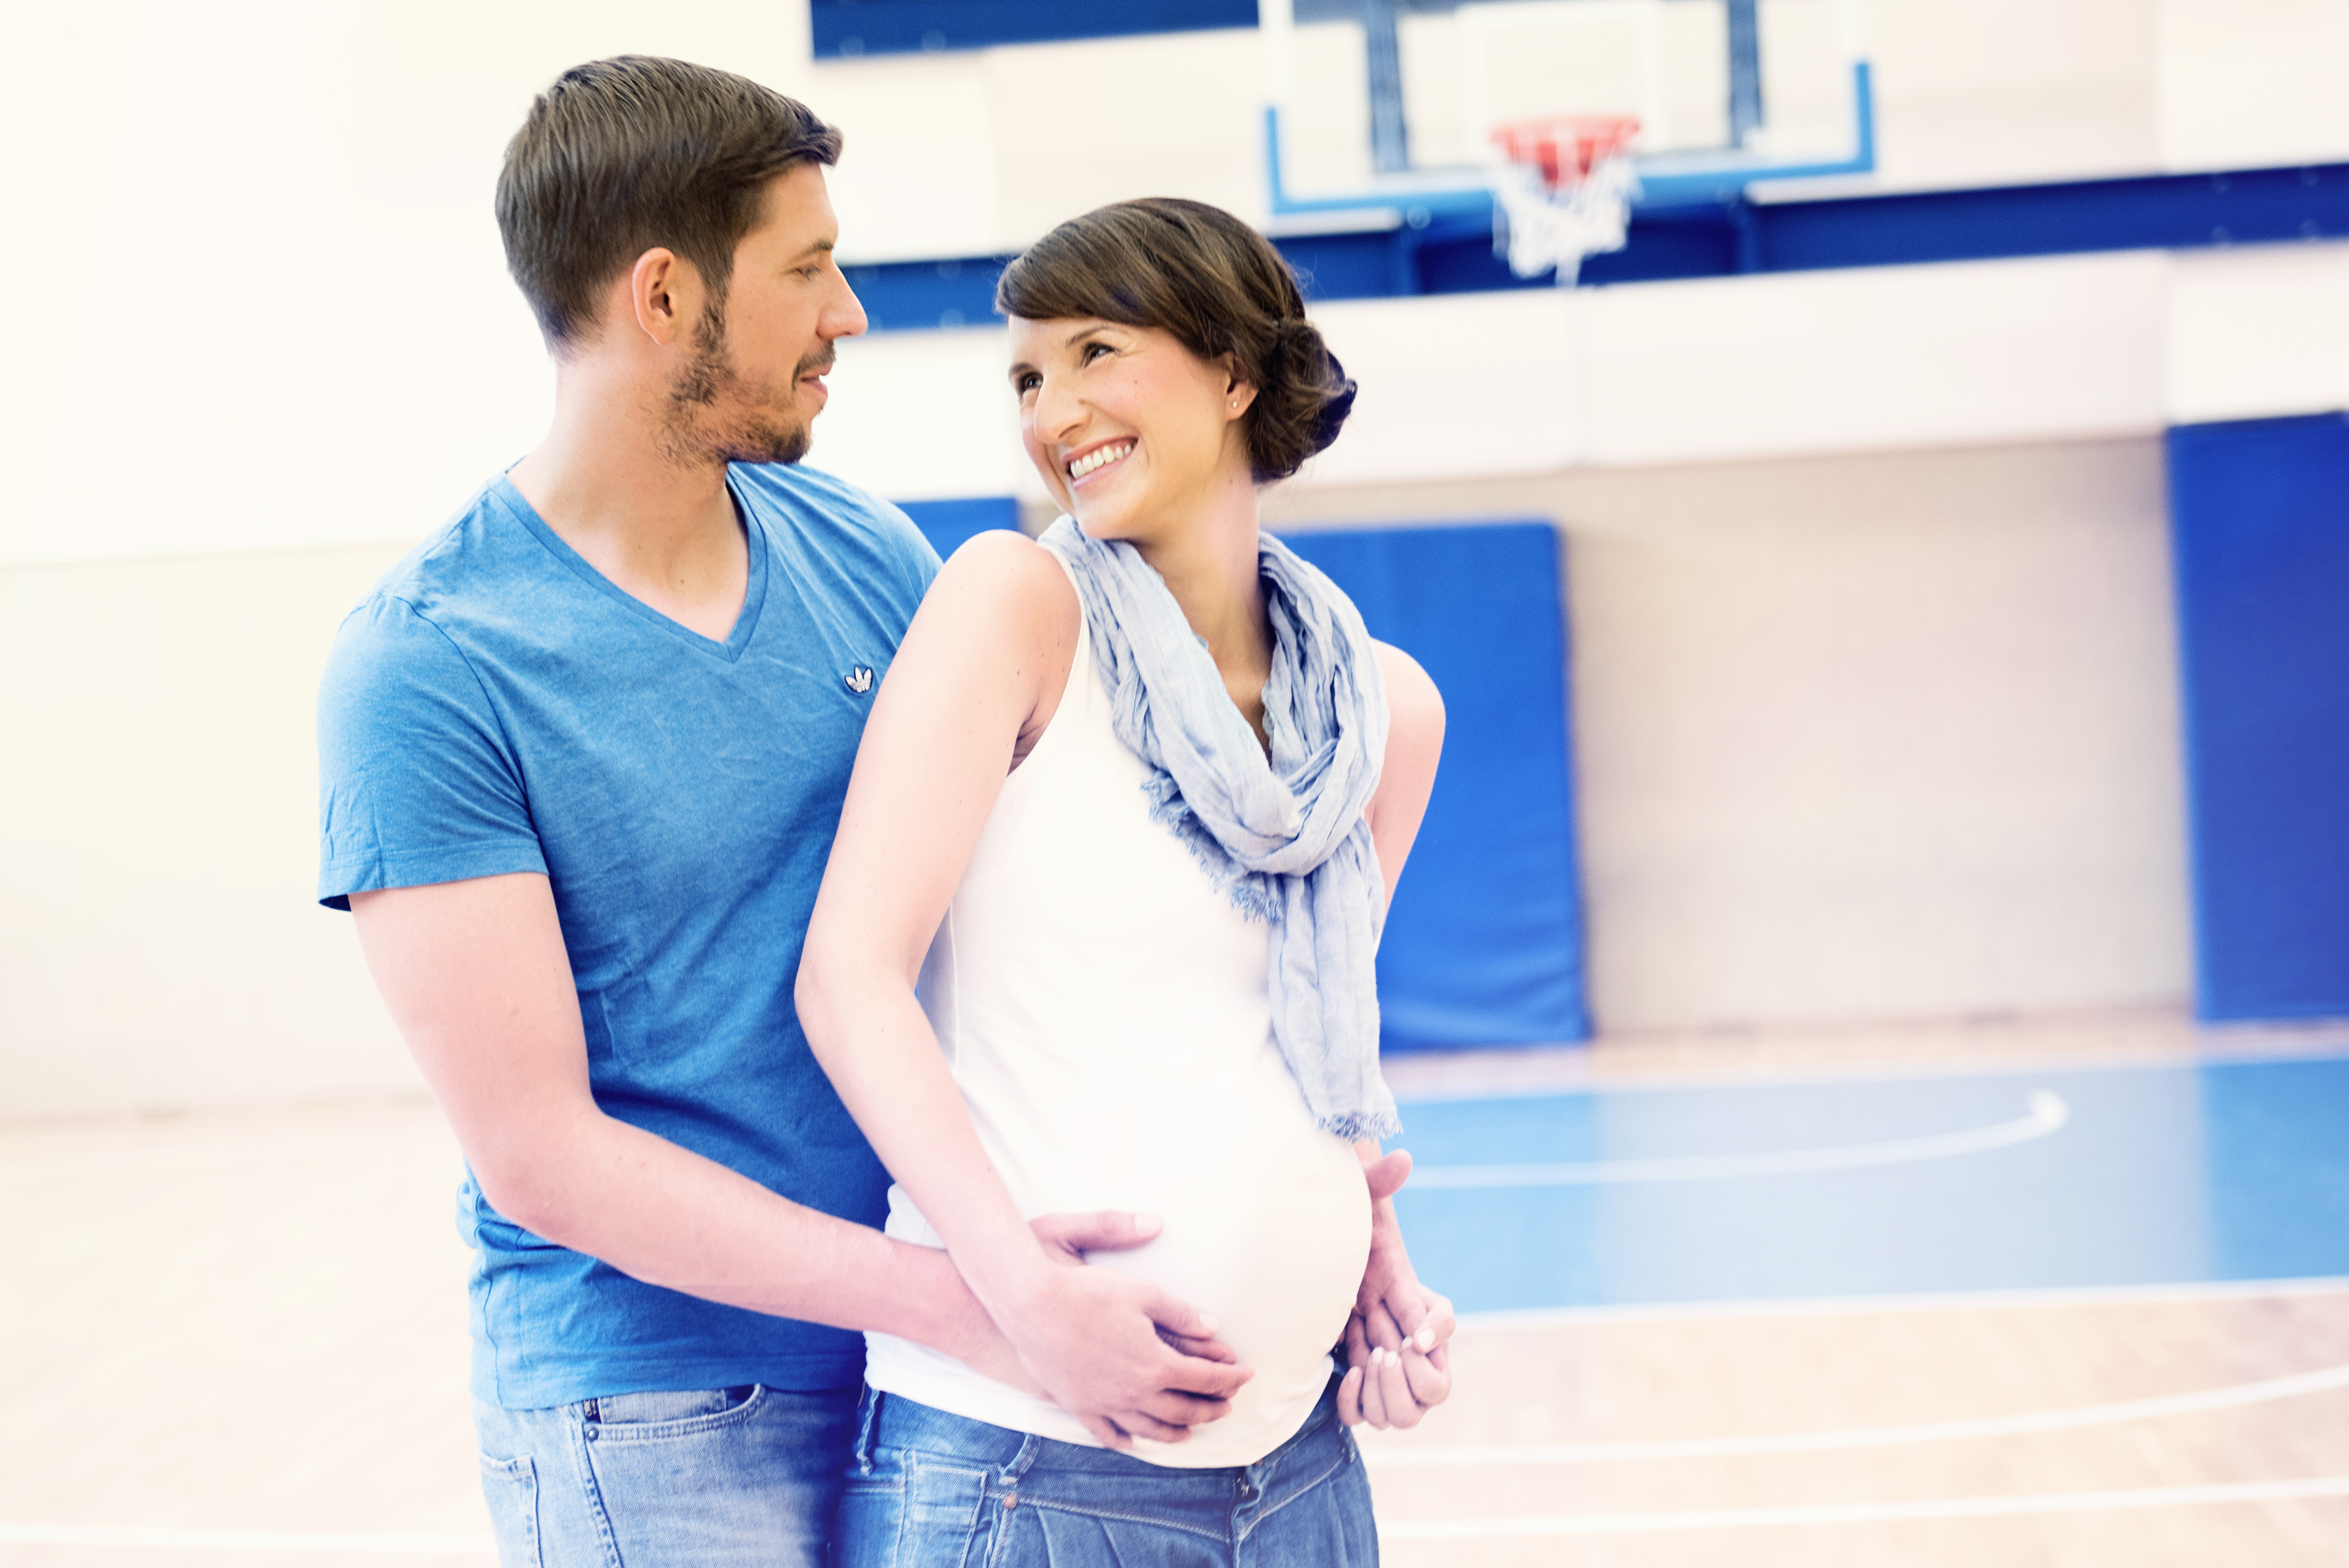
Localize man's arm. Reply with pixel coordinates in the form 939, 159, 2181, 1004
351, 870, 1039, 1381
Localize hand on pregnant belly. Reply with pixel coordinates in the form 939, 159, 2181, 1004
999, 1226, 1255, 1449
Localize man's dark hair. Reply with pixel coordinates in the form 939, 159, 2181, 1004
995, 198, 1356, 483
497, 56, 843, 348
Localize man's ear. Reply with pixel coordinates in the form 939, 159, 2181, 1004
626, 247, 699, 347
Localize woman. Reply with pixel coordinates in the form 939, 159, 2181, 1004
796, 198, 1450, 1565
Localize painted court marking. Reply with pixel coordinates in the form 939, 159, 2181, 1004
17, 1474, 2347, 1554
1375, 1476, 2349, 1540
1407, 1089, 2067, 1188
1362, 1358, 2349, 1465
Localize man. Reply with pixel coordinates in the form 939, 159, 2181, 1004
315, 57, 1250, 1566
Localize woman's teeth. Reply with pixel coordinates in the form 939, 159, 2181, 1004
1068, 441, 1133, 480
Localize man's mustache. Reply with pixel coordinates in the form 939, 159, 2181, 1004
794, 349, 836, 380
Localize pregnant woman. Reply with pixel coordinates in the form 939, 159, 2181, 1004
796, 197, 1451, 1565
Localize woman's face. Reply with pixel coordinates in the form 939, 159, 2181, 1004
1007, 316, 1254, 545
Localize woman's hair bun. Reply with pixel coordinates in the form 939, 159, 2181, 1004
995, 197, 1360, 484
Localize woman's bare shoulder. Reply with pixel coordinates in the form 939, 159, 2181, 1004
1373, 641, 1445, 755
920, 529, 1080, 648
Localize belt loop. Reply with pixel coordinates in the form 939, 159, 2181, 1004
855, 1387, 883, 1475
1000, 1433, 1041, 1486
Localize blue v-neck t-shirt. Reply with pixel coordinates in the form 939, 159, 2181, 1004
316, 465, 938, 1407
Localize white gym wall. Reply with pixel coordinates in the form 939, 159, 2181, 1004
6, 0, 2346, 1113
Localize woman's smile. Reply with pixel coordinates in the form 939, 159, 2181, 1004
1066, 438, 1135, 484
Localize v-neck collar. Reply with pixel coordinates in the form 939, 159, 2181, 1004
493, 471, 769, 664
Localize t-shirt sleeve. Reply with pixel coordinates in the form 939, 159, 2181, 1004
887, 503, 943, 610
315, 594, 547, 910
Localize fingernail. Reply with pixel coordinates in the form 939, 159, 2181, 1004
1415, 1327, 1436, 1352
1135, 1213, 1163, 1231
1196, 1316, 1218, 1334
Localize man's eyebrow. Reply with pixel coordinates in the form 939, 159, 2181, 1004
788, 237, 837, 263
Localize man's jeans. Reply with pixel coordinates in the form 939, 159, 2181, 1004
838, 1377, 1378, 1566
473, 1384, 860, 1567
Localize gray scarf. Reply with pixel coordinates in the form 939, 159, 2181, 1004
1042, 517, 1400, 1140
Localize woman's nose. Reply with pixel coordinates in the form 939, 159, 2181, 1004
1031, 377, 1085, 443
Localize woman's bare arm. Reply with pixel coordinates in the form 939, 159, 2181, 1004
1340, 640, 1458, 1428
796, 532, 1251, 1448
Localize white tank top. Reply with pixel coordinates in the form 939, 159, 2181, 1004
861, 550, 1372, 1468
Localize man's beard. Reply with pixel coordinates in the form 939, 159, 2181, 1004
662, 303, 825, 468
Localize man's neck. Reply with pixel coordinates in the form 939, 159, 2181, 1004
509, 367, 751, 644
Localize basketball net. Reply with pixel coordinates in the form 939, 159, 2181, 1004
1487, 115, 1641, 285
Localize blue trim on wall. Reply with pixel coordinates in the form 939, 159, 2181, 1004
812, 0, 1255, 58
894, 495, 1022, 559
2168, 412, 2349, 1023
844, 162, 2349, 330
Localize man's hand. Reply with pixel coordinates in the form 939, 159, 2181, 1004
990, 1223, 1253, 1450
1337, 1147, 1455, 1429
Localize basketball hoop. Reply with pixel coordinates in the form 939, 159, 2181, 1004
1487, 115, 1641, 285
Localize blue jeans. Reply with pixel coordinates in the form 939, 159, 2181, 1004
839, 1378, 1378, 1567
473, 1383, 860, 1567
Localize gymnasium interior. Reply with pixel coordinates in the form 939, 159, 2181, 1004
4, 1, 2346, 1561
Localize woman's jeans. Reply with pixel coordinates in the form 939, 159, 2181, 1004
839, 1378, 1379, 1567
472, 1383, 860, 1567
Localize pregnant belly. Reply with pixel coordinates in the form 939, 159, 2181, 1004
1086, 1124, 1368, 1400
873, 1041, 1374, 1467
1024, 1057, 1372, 1465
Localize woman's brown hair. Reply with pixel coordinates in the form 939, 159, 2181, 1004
995, 198, 1358, 483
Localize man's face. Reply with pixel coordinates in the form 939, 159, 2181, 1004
661, 162, 866, 467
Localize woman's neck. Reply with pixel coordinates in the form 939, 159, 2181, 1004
1131, 464, 1274, 745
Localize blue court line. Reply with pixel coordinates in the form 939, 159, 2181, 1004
1390, 1055, 2349, 1313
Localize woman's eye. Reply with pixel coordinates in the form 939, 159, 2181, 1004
1081, 342, 1112, 364
1015, 373, 1039, 395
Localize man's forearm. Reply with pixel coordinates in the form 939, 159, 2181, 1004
487, 1106, 994, 1358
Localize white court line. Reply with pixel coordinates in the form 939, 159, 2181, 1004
1362, 1359, 2349, 1465
0, 1524, 492, 1553
1407, 1090, 2066, 1187
1376, 1475, 2349, 1539
1453, 1272, 2349, 1330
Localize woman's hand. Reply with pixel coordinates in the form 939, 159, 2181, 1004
993, 1227, 1252, 1449
938, 1213, 1243, 1408
1337, 1146, 1455, 1429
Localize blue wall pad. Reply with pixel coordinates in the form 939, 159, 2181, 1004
1282, 523, 1589, 1051
2169, 412, 2349, 1022
894, 495, 1022, 560
812, 0, 1255, 58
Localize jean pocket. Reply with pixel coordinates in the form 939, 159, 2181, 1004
586, 1383, 763, 1441
477, 1452, 541, 1568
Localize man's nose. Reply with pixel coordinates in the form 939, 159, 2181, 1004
824, 274, 869, 340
